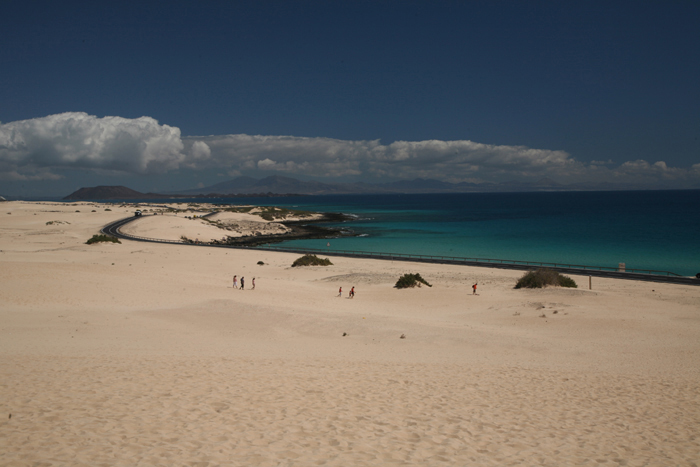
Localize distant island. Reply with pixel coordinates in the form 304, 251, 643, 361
64, 174, 672, 201
63, 185, 306, 200
64, 186, 169, 200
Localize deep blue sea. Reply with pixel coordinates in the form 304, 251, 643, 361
203, 190, 699, 277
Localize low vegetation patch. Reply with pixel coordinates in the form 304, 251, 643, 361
395, 273, 432, 289
515, 268, 577, 289
221, 206, 255, 214
292, 254, 333, 267
86, 234, 121, 245
257, 206, 314, 221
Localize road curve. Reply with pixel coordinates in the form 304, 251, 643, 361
101, 215, 700, 286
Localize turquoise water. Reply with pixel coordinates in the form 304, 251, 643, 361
227, 190, 700, 277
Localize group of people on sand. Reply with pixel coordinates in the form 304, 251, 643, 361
232, 275, 255, 290
338, 286, 355, 298
230, 277, 471, 296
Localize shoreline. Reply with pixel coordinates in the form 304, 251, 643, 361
106, 210, 700, 286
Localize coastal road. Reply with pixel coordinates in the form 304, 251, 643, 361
101, 215, 700, 286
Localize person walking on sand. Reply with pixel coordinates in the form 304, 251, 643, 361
233, 275, 238, 289
472, 282, 478, 295
338, 286, 342, 297
240, 277, 245, 290
252, 278, 255, 290
349, 286, 355, 298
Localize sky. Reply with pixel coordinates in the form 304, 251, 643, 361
1, 0, 699, 197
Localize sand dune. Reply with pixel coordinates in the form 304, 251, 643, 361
1, 201, 699, 466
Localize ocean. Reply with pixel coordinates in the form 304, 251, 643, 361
208, 190, 700, 277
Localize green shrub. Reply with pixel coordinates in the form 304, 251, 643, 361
86, 234, 121, 245
257, 261, 265, 265
515, 268, 577, 289
291, 255, 333, 267
558, 275, 578, 288
395, 273, 432, 289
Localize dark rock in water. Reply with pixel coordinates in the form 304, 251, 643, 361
696, 273, 700, 279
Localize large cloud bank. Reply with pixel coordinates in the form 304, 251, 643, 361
187, 134, 578, 182
1, 113, 699, 187
0, 112, 185, 180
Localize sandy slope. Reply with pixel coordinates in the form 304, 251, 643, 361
1, 201, 699, 466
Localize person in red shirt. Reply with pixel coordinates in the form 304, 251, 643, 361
472, 283, 477, 295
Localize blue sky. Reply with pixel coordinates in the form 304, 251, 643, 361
1, 0, 699, 196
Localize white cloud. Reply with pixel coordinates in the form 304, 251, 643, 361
186, 134, 576, 181
0, 112, 186, 178
0, 168, 63, 181
189, 141, 211, 161
189, 134, 369, 177
609, 159, 697, 183
257, 158, 277, 169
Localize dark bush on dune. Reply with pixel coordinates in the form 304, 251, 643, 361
86, 234, 121, 245
395, 273, 432, 289
291, 254, 333, 267
515, 268, 577, 289
558, 274, 578, 288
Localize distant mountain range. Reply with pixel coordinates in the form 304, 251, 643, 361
167, 175, 650, 196
63, 175, 679, 200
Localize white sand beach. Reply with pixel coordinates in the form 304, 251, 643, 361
1, 201, 699, 466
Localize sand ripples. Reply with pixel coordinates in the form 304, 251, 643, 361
2, 356, 698, 466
